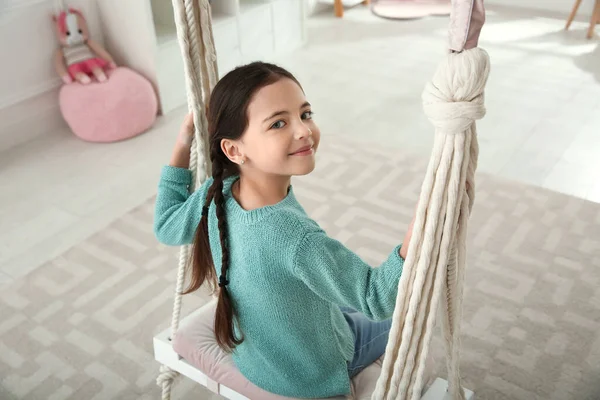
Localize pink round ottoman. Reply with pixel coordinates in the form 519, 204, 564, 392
59, 67, 158, 143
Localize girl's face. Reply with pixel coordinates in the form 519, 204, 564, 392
224, 78, 320, 178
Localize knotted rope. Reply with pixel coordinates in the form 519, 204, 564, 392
373, 48, 490, 400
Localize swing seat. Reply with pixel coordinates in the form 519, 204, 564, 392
154, 300, 436, 399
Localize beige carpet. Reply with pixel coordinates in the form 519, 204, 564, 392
1, 137, 599, 400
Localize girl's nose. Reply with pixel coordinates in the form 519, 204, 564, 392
295, 124, 312, 140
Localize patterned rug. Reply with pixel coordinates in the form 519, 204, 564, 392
1, 137, 599, 400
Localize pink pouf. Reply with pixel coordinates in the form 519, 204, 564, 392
59, 67, 158, 142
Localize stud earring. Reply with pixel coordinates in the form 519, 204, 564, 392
240, 159, 245, 165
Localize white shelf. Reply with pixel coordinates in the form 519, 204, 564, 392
239, 0, 271, 14
212, 11, 236, 26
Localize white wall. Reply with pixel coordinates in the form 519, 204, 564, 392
0, 0, 104, 110
0, 0, 105, 150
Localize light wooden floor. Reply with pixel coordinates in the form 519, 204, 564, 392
1, 6, 599, 286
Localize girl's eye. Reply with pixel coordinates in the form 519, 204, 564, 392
271, 120, 286, 129
301, 111, 313, 120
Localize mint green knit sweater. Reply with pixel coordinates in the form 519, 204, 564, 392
154, 166, 404, 398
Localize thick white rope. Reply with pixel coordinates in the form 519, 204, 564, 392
157, 1, 218, 399
197, 1, 219, 107
373, 48, 489, 400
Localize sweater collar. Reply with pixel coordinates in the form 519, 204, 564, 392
223, 176, 300, 224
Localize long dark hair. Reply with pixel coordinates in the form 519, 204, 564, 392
184, 62, 301, 352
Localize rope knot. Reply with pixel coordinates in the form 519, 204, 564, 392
422, 98, 485, 133
422, 48, 490, 134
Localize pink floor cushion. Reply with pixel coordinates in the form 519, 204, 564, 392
371, 0, 451, 20
173, 301, 435, 399
59, 67, 157, 143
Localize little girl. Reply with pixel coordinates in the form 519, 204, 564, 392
154, 62, 415, 398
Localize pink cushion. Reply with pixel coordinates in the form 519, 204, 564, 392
173, 301, 434, 399
371, 0, 450, 20
59, 67, 157, 143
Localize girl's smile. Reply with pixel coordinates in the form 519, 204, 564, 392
289, 144, 314, 156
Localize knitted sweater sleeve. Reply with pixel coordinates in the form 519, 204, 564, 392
292, 230, 404, 321
153, 166, 211, 246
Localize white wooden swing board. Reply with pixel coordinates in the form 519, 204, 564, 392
154, 325, 474, 400
421, 379, 474, 400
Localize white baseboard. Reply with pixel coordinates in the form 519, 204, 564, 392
0, 87, 67, 153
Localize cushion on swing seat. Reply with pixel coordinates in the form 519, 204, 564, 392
173, 300, 401, 400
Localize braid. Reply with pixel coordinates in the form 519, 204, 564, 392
209, 145, 242, 351
214, 180, 229, 286
210, 153, 229, 287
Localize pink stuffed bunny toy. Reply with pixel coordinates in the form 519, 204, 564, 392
53, 8, 117, 85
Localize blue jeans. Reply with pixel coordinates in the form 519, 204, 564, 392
341, 306, 393, 378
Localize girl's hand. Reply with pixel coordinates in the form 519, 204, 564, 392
177, 113, 195, 147
399, 215, 415, 260
169, 113, 195, 169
